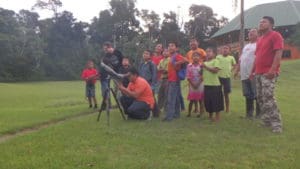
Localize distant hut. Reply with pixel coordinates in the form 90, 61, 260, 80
210, 0, 300, 60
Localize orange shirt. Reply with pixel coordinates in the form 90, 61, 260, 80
186, 48, 206, 64
128, 77, 155, 109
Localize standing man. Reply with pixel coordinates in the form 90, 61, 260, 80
186, 38, 207, 114
254, 16, 283, 133
99, 41, 123, 107
235, 29, 260, 119
186, 38, 206, 64
163, 41, 187, 121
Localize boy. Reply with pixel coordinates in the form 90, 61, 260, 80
139, 50, 160, 117
217, 45, 236, 112
163, 42, 187, 121
157, 49, 170, 111
81, 60, 98, 108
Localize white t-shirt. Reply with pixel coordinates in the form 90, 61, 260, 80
240, 43, 256, 80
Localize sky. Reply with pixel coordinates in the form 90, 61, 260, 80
0, 0, 284, 23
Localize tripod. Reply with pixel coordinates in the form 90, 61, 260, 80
97, 87, 126, 126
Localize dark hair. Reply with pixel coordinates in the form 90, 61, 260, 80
168, 41, 179, 48
223, 44, 231, 50
206, 46, 217, 55
263, 16, 274, 25
128, 67, 139, 76
190, 38, 198, 42
144, 49, 152, 56
103, 41, 112, 47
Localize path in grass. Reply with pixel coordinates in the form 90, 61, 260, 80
0, 110, 96, 143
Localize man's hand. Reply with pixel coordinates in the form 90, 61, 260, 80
264, 71, 276, 79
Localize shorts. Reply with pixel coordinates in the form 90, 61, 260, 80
204, 86, 224, 113
86, 84, 95, 97
219, 77, 231, 94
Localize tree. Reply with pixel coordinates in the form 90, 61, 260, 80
32, 0, 62, 17
139, 9, 161, 43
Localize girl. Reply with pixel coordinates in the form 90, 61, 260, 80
186, 52, 204, 117
203, 47, 224, 122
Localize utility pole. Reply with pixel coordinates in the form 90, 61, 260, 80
239, 0, 245, 53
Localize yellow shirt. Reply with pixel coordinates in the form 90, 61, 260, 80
216, 55, 236, 78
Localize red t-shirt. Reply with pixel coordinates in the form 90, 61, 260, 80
81, 68, 98, 84
152, 55, 163, 65
152, 55, 163, 80
168, 53, 184, 82
255, 31, 283, 74
128, 77, 155, 109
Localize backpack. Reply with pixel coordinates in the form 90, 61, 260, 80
171, 53, 186, 80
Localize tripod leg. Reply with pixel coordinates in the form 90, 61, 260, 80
97, 109, 102, 121
110, 88, 126, 120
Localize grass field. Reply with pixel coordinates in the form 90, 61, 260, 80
0, 60, 299, 169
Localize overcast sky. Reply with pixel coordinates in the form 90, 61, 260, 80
0, 0, 283, 23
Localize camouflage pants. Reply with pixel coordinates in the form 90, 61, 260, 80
255, 75, 282, 130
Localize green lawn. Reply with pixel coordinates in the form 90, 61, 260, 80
0, 81, 94, 134
0, 60, 299, 169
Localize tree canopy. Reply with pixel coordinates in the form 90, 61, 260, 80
0, 0, 228, 81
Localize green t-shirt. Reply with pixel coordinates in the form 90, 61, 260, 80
203, 59, 221, 86
216, 55, 236, 78
157, 57, 170, 79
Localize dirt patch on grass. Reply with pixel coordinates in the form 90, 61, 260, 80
0, 110, 97, 144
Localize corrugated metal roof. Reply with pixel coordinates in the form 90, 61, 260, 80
211, 0, 300, 38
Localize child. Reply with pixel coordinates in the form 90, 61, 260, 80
139, 50, 160, 117
186, 52, 204, 117
163, 42, 187, 121
81, 60, 98, 108
217, 45, 236, 112
203, 47, 224, 122
157, 48, 170, 111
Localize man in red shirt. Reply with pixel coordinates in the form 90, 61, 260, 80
81, 60, 99, 108
118, 67, 154, 120
163, 42, 187, 121
254, 16, 283, 133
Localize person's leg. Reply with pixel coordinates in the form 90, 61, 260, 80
198, 100, 205, 117
242, 79, 254, 118
164, 82, 177, 121
224, 78, 231, 113
187, 101, 193, 117
255, 75, 270, 126
174, 82, 181, 118
215, 112, 221, 122
157, 79, 165, 110
152, 90, 160, 117
100, 79, 111, 108
178, 82, 185, 111
120, 96, 134, 115
261, 75, 282, 132
127, 101, 151, 120
208, 112, 214, 122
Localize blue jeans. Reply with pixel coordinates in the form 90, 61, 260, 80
179, 81, 185, 110
120, 96, 150, 120
165, 81, 181, 120
100, 79, 111, 106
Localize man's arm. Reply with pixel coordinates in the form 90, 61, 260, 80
203, 63, 220, 74
118, 83, 143, 99
265, 49, 282, 79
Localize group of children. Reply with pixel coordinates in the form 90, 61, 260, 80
81, 41, 237, 122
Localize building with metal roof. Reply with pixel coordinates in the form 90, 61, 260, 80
211, 0, 300, 59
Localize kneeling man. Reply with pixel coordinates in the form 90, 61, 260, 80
118, 67, 154, 120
